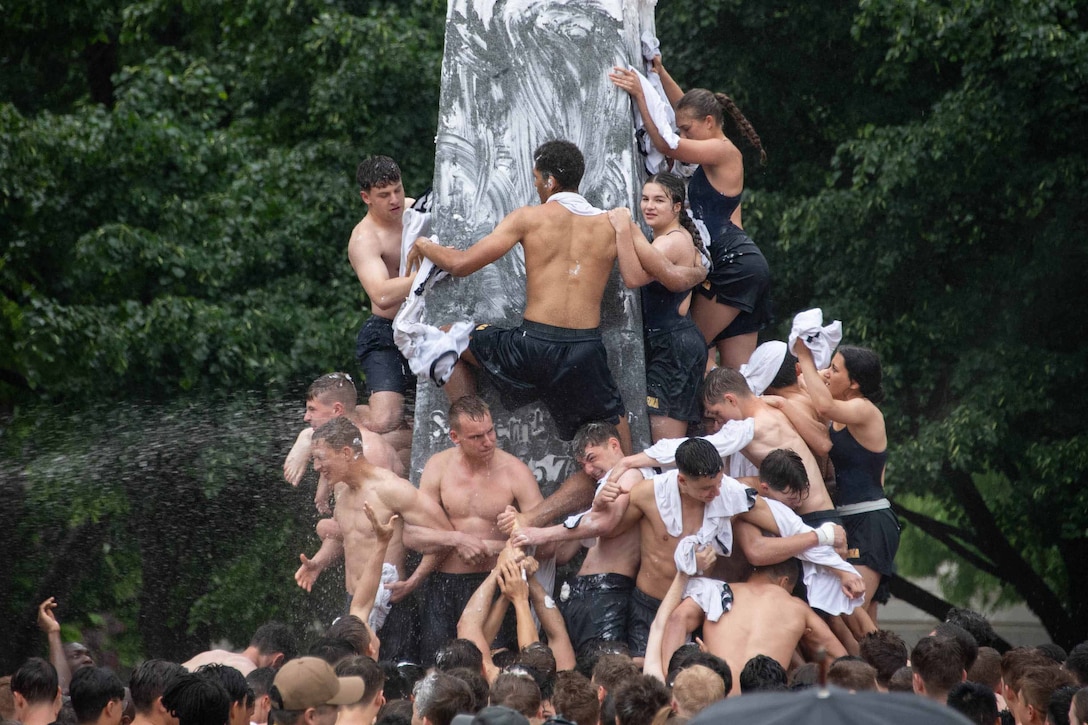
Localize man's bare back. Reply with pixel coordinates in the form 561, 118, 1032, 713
743, 405, 833, 514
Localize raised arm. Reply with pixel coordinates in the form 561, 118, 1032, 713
610, 208, 654, 289
651, 55, 684, 107
644, 570, 691, 682
528, 576, 576, 671
284, 428, 313, 486
38, 598, 73, 694
348, 227, 414, 310
408, 208, 527, 277
496, 558, 539, 651
760, 394, 832, 458
632, 226, 706, 293
349, 503, 400, 623
793, 342, 885, 437
457, 569, 502, 682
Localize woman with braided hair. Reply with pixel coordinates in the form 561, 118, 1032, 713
610, 58, 772, 370
609, 172, 709, 441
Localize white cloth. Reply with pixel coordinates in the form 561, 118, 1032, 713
547, 192, 605, 216
683, 576, 733, 622
789, 309, 843, 370
640, 31, 661, 62
643, 420, 755, 467
392, 254, 473, 386
654, 471, 755, 573
741, 340, 788, 395
563, 466, 655, 548
729, 453, 758, 480
371, 563, 399, 631
625, 66, 681, 175
398, 207, 432, 276
763, 498, 864, 615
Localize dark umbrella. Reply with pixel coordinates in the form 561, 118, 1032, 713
688, 685, 973, 724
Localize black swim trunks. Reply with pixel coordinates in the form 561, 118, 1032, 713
645, 321, 707, 424
419, 571, 518, 667
355, 315, 414, 395
561, 573, 635, 655
842, 507, 900, 604
694, 225, 774, 341
626, 587, 663, 657
468, 320, 625, 440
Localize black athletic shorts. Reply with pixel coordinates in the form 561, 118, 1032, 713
694, 224, 773, 341
355, 315, 414, 395
626, 588, 663, 657
645, 321, 707, 424
468, 320, 625, 440
419, 572, 518, 667
843, 507, 900, 604
800, 509, 844, 528
562, 573, 635, 655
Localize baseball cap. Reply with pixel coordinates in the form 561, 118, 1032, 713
272, 657, 365, 709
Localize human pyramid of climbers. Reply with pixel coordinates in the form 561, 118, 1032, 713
10, 47, 1085, 725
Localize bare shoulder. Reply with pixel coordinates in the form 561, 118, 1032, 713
348, 215, 380, 251
493, 448, 534, 476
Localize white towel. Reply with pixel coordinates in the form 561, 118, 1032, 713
729, 453, 758, 480
683, 576, 734, 622
643, 420, 755, 467
763, 498, 864, 615
398, 207, 432, 277
740, 341, 788, 395
625, 66, 681, 175
370, 563, 399, 631
656, 472, 756, 573
640, 31, 661, 63
392, 254, 474, 386
789, 309, 843, 370
547, 192, 605, 216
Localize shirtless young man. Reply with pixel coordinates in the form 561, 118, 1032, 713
509, 422, 646, 655
349, 156, 418, 466
416, 395, 544, 666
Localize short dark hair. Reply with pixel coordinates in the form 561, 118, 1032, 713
911, 636, 964, 695
357, 156, 402, 192
551, 671, 599, 725
1001, 647, 1055, 694
946, 607, 1003, 652
326, 616, 370, 657
675, 438, 722, 479
130, 660, 185, 714
1037, 643, 1067, 665
755, 558, 800, 589
435, 639, 484, 674
12, 658, 59, 706
312, 417, 364, 455
533, 141, 584, 191
336, 656, 385, 705
246, 668, 276, 699
701, 367, 751, 407
591, 655, 640, 696
738, 655, 787, 693
376, 699, 413, 725
307, 636, 357, 665
767, 351, 799, 390
251, 622, 298, 664
70, 667, 124, 724
1049, 684, 1080, 725
827, 658, 878, 692
162, 673, 230, 725
666, 650, 732, 697
1019, 665, 1075, 713
489, 673, 540, 719
1066, 642, 1088, 686
414, 672, 473, 725
445, 669, 487, 715
759, 449, 809, 501
515, 644, 557, 700
612, 675, 668, 725
307, 374, 357, 409
887, 666, 914, 692
571, 422, 620, 463
946, 681, 999, 725
934, 622, 979, 671
967, 647, 1002, 690
857, 630, 908, 689
195, 664, 251, 707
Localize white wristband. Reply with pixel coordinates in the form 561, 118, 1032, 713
815, 522, 836, 547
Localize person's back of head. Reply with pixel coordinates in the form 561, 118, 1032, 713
857, 630, 908, 689
788, 663, 818, 691
946, 608, 1003, 652
1003, 648, 1056, 704
1070, 687, 1088, 725
1048, 684, 1079, 725
1066, 644, 1088, 687
968, 647, 1004, 692
130, 660, 186, 716
70, 667, 124, 725
250, 623, 298, 670
336, 656, 386, 711
670, 666, 724, 717
947, 681, 999, 725
194, 665, 250, 708
613, 675, 668, 725
0, 676, 15, 721
413, 672, 473, 725
887, 666, 914, 693
574, 640, 629, 680
550, 671, 598, 725
514, 645, 557, 701
827, 658, 878, 692
435, 640, 484, 675
532, 141, 585, 191
378, 663, 419, 702
325, 617, 370, 659
12, 658, 60, 711
912, 635, 965, 701
738, 655, 786, 694
935, 622, 980, 672
162, 673, 230, 725
376, 699, 413, 725
467, 706, 529, 725
246, 668, 276, 725
1038, 644, 1068, 666
591, 656, 640, 698
1020, 666, 1076, 724
445, 670, 486, 715
307, 637, 356, 666
666, 652, 731, 698
488, 674, 539, 720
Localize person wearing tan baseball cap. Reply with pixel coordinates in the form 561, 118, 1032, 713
269, 658, 365, 725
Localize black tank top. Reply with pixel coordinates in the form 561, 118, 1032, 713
687, 166, 742, 241
828, 425, 887, 505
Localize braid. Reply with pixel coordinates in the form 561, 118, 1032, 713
715, 92, 767, 165
678, 207, 708, 260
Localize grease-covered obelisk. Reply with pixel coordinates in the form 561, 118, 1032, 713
410, 0, 658, 492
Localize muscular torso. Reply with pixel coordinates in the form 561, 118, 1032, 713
702, 582, 810, 683
521, 205, 617, 329
334, 481, 407, 593
744, 407, 833, 514
580, 526, 641, 579
350, 416, 405, 475
634, 484, 706, 599
348, 216, 404, 319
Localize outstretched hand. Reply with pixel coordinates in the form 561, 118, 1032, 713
363, 501, 400, 543
295, 554, 321, 592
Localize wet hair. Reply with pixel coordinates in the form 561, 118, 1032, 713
574, 640, 630, 680
738, 655, 787, 693
130, 660, 185, 714
759, 449, 809, 501
827, 658, 878, 692
163, 673, 230, 725
592, 655, 641, 696
666, 650, 732, 697
947, 681, 999, 725
445, 668, 487, 714
195, 664, 251, 708
1067, 643, 1088, 686
613, 675, 669, 725
413, 672, 473, 725
449, 396, 491, 432
837, 346, 884, 404
326, 615, 371, 657
251, 622, 298, 664
375, 698, 413, 725
515, 644, 557, 699
934, 622, 979, 671
435, 639, 484, 673
307, 636, 357, 665
307, 373, 357, 409
1019, 665, 1075, 712
489, 673, 540, 718
70, 667, 124, 724
675, 89, 766, 165
967, 647, 1002, 690
670, 665, 724, 715
1037, 642, 1068, 665
911, 635, 964, 696
946, 608, 1003, 652
11, 658, 58, 706
551, 671, 598, 725
644, 172, 707, 260
356, 156, 402, 192
533, 141, 584, 191
887, 666, 914, 692
336, 656, 385, 706
1049, 684, 1079, 725
675, 438, 722, 479
767, 351, 799, 390
1072, 687, 1088, 724
1001, 647, 1056, 694
246, 668, 275, 699
312, 416, 365, 455
755, 558, 800, 589
701, 367, 751, 407
857, 630, 908, 689
788, 663, 818, 690
571, 422, 620, 464
378, 662, 422, 702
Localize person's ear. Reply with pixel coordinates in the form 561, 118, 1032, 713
271, 652, 285, 669
13, 691, 28, 711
